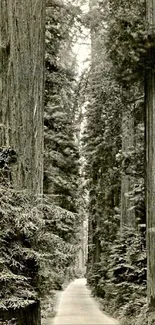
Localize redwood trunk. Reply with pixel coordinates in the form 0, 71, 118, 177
146, 49, 155, 324
146, 1, 155, 323
0, 1, 45, 323
0, 0, 45, 196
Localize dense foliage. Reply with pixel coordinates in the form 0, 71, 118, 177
78, 0, 147, 324
0, 186, 41, 309
106, 0, 146, 83
0, 0, 82, 322
0, 148, 80, 319
0, 0, 151, 324
44, 1, 80, 212
42, 0, 83, 319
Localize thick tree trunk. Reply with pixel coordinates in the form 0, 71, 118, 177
0, 1, 45, 324
0, 301, 41, 325
146, 1, 155, 324
0, 0, 45, 196
121, 108, 135, 228
146, 49, 155, 325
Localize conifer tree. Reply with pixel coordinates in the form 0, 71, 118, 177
80, 1, 147, 323
44, 0, 79, 213
41, 1, 82, 302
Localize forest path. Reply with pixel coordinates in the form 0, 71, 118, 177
53, 278, 119, 325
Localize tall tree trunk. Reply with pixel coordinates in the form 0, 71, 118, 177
0, 1, 45, 324
121, 107, 135, 228
146, 63, 155, 324
146, 1, 155, 324
0, 0, 45, 197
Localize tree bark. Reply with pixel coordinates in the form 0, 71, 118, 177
146, 49, 155, 325
146, 52, 155, 325
0, 0, 45, 197
146, 1, 155, 324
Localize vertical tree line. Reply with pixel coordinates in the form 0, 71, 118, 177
146, 0, 155, 323
2, 0, 155, 324
78, 0, 150, 324
0, 0, 82, 324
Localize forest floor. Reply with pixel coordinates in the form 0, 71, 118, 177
45, 278, 119, 325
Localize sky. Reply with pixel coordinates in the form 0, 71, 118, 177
73, 2, 91, 75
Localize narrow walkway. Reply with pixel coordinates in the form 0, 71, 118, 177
53, 278, 119, 325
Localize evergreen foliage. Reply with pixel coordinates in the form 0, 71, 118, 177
44, 0, 80, 213
101, 228, 146, 323
0, 181, 79, 320
0, 0, 150, 324
0, 185, 42, 309
106, 0, 146, 83
42, 0, 82, 318
38, 202, 80, 293
0, 1, 82, 322
78, 0, 147, 324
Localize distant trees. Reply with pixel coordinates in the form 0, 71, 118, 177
3, 0, 155, 323
0, 0, 87, 323
121, 101, 135, 228
79, 0, 147, 323
41, 1, 83, 316
44, 1, 80, 212
0, 1, 83, 323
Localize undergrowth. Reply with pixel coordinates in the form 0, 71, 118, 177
0, 186, 42, 310
87, 228, 147, 325
0, 186, 80, 315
